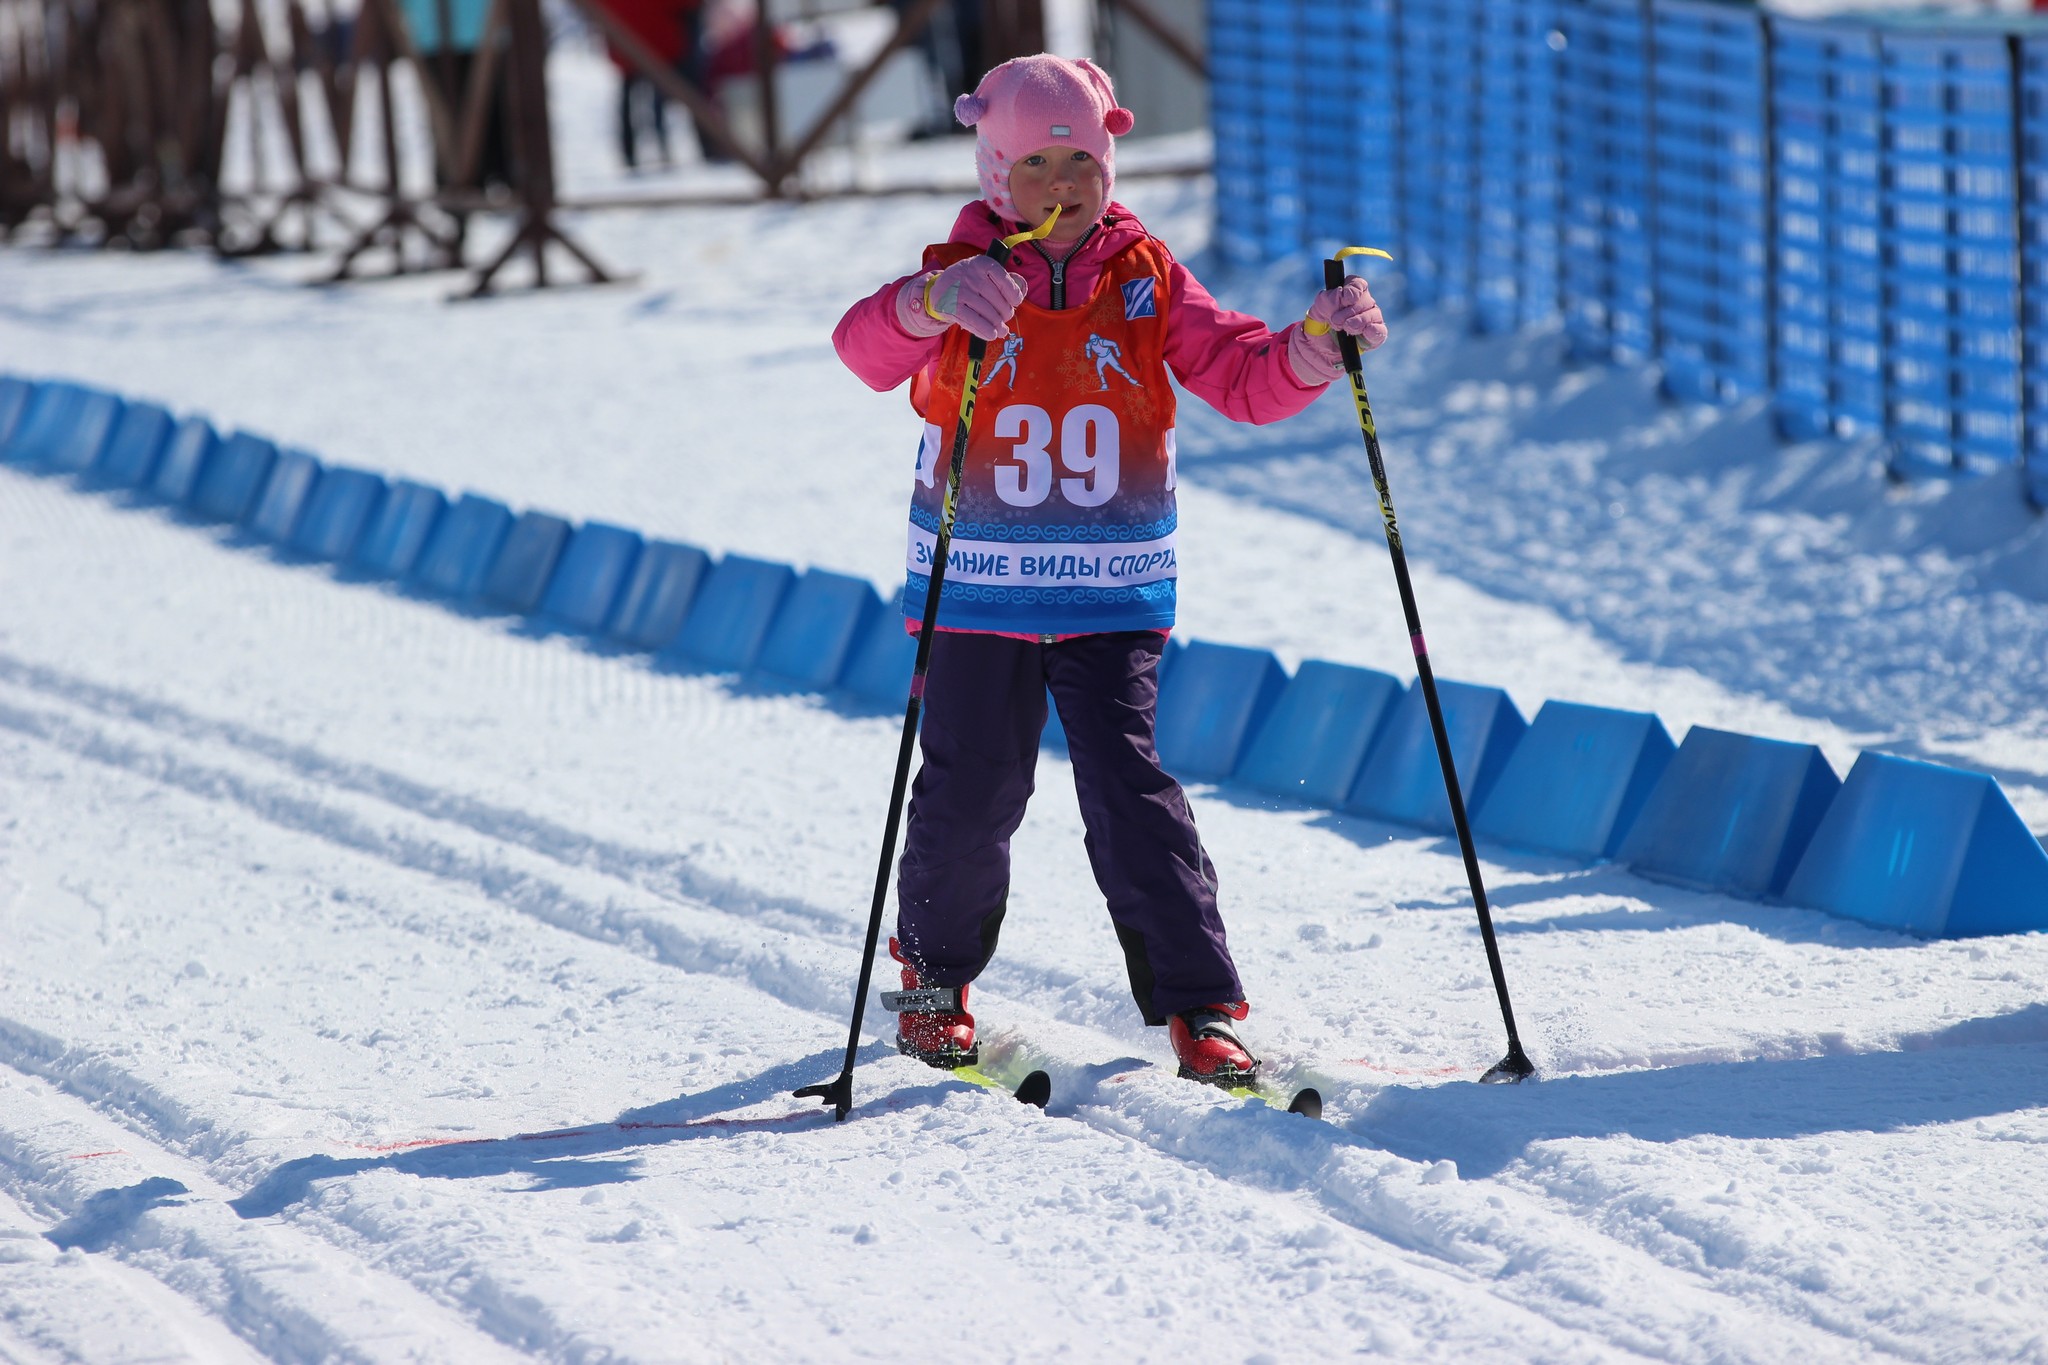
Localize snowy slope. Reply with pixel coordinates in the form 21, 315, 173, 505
3, 47, 2047, 1363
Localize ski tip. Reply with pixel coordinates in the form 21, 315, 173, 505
1287, 1087, 1323, 1120
1013, 1070, 1052, 1109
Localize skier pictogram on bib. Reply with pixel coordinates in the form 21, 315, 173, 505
986, 334, 1024, 390
1085, 334, 1140, 391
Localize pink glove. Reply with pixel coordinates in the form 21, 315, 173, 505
1287, 276, 1389, 385
895, 255, 1028, 342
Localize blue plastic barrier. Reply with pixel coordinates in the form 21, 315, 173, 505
839, 609, 915, 708
606, 539, 710, 649
1473, 701, 1676, 859
92, 402, 174, 488
1236, 660, 1405, 806
1783, 752, 2048, 937
669, 554, 796, 672
755, 569, 882, 689
540, 522, 642, 631
293, 468, 387, 562
480, 510, 572, 614
1346, 680, 1526, 833
1, 381, 85, 466
43, 390, 124, 473
0, 376, 28, 445
150, 416, 219, 504
190, 431, 279, 523
351, 480, 447, 578
1617, 727, 1841, 898
245, 448, 322, 543
1154, 641, 1289, 781
409, 493, 513, 600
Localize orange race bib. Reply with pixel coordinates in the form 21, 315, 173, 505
905, 237, 1178, 634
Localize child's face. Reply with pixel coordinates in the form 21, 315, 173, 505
1007, 146, 1106, 243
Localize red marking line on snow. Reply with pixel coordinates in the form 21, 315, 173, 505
348, 1128, 592, 1153
347, 1135, 487, 1153
617, 1113, 814, 1133
1342, 1059, 1470, 1077
66, 1150, 124, 1160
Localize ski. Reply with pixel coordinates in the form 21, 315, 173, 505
948, 1064, 1051, 1109
1113, 1062, 1324, 1120
1222, 1081, 1323, 1120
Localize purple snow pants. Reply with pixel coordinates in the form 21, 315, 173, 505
894, 629, 1243, 1025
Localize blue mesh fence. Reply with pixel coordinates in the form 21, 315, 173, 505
1560, 0, 1656, 363
1301, 0, 1398, 259
2022, 37, 2048, 505
1651, 0, 1769, 403
1771, 19, 1886, 441
1876, 30, 2020, 476
1210, 0, 2046, 504
1476, 0, 1563, 333
1395, 0, 1483, 309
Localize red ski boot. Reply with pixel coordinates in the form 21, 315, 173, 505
1169, 1001, 1260, 1088
882, 938, 976, 1068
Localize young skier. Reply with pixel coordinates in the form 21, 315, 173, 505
830, 54, 1387, 1088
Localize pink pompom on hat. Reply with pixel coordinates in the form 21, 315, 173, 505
953, 54, 1136, 224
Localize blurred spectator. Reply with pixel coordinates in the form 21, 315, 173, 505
396, 0, 514, 189
888, 0, 1043, 137
595, 0, 698, 169
593, 0, 720, 169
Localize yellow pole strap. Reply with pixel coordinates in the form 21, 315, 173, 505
1001, 204, 1064, 250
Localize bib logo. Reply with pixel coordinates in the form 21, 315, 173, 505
1120, 278, 1157, 321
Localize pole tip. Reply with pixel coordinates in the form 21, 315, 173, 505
1479, 1045, 1536, 1085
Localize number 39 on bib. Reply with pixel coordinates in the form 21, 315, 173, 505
991, 403, 1120, 508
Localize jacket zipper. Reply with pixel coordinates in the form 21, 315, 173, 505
1032, 223, 1099, 310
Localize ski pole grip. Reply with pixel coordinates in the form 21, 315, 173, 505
1304, 246, 1393, 337
1302, 257, 1344, 337
1323, 257, 1365, 375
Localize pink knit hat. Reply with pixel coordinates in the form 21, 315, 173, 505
954, 55, 1136, 224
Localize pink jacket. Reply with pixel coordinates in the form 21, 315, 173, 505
832, 201, 1327, 424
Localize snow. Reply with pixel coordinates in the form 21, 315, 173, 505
2, 43, 2047, 1363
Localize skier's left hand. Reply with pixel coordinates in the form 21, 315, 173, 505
1288, 277, 1388, 385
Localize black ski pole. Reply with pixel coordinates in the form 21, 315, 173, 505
796, 207, 1065, 1121
1312, 248, 1535, 1085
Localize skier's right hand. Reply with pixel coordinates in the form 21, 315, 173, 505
903, 256, 1028, 341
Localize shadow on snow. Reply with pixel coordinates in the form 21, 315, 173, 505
1354, 1003, 2048, 1179
227, 1043, 980, 1220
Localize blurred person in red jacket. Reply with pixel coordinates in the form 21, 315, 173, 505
595, 0, 707, 168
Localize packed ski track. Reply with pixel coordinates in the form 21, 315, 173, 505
4, 58, 2048, 1363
